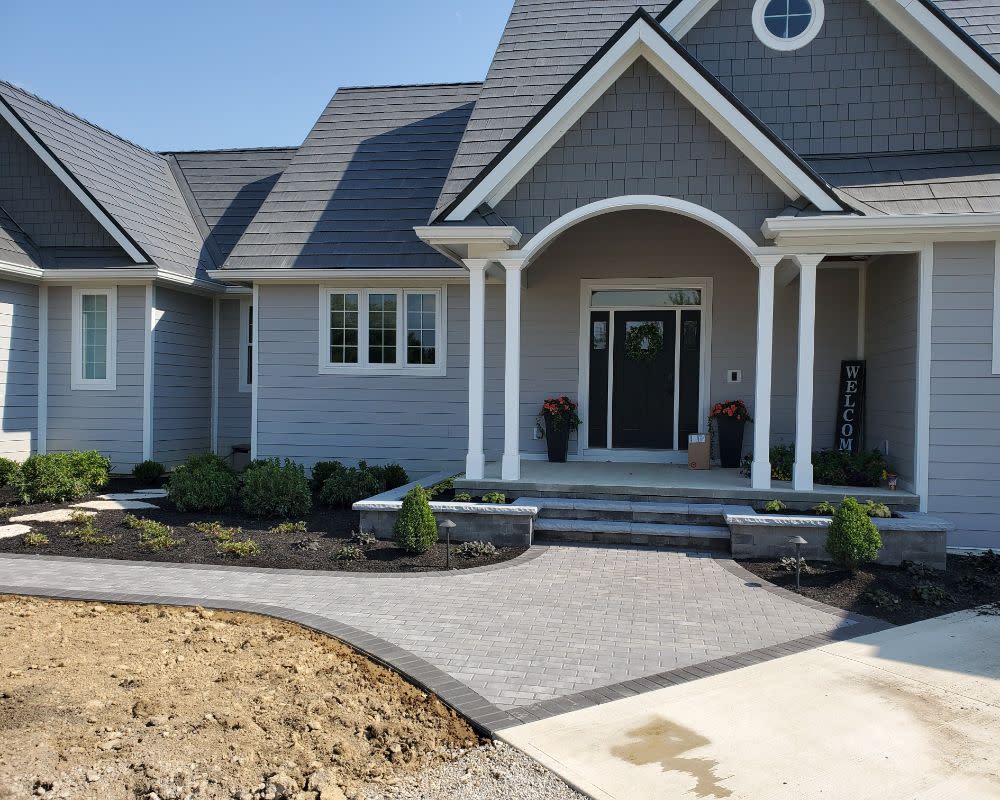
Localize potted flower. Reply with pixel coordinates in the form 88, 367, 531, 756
710, 400, 752, 468
538, 396, 581, 463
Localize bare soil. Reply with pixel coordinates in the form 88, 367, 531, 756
0, 594, 482, 800
740, 552, 1000, 625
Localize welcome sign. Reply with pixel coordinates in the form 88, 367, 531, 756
834, 360, 866, 453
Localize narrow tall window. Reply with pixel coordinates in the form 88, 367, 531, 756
329, 292, 359, 365
72, 287, 117, 390
367, 292, 398, 365
406, 292, 437, 365
239, 301, 253, 392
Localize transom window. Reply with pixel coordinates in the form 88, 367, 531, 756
71, 287, 117, 391
752, 0, 823, 51
320, 287, 445, 375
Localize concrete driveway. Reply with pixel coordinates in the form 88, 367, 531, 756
502, 610, 1000, 799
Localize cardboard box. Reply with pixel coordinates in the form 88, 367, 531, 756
688, 432, 711, 470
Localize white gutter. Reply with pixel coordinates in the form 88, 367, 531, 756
208, 268, 469, 282
763, 213, 1000, 246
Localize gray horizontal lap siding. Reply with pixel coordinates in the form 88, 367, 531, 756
152, 287, 212, 468
684, 0, 1000, 156
255, 283, 504, 475
46, 284, 144, 472
493, 59, 789, 243
929, 241, 1000, 548
0, 279, 38, 460
216, 298, 251, 458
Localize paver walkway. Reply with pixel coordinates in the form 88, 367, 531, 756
0, 544, 882, 732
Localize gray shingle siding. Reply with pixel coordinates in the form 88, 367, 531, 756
216, 298, 251, 459
45, 285, 144, 471
493, 59, 789, 242
0, 279, 38, 460
929, 241, 1000, 549
152, 287, 212, 467
225, 84, 481, 270
683, 0, 1000, 157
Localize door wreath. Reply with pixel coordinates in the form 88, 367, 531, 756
624, 321, 664, 362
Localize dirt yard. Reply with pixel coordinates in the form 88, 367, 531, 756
0, 594, 481, 800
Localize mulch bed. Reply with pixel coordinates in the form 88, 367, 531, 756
0, 494, 526, 573
741, 554, 1000, 625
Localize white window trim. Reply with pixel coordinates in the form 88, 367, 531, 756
752, 0, 825, 51
71, 286, 117, 391
238, 298, 252, 393
318, 286, 447, 376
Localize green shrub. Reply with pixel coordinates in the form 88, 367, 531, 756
481, 491, 506, 504
0, 506, 14, 519
350, 529, 377, 548
763, 499, 786, 513
428, 476, 455, 498
393, 486, 437, 554
319, 466, 382, 508
216, 538, 260, 558
269, 521, 307, 535
742, 447, 888, 488
192, 521, 242, 542
167, 454, 237, 513
454, 492, 473, 502
912, 582, 953, 606
310, 461, 346, 491
123, 514, 182, 551
63, 519, 113, 546
239, 458, 312, 518
367, 463, 409, 491
132, 460, 166, 486
863, 500, 892, 519
17, 451, 110, 504
455, 540, 499, 559
0, 457, 20, 488
825, 497, 881, 571
69, 509, 94, 524
335, 544, 367, 561
812, 501, 837, 515
22, 531, 48, 547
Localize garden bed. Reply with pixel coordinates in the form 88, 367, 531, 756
740, 552, 1000, 625
0, 497, 526, 572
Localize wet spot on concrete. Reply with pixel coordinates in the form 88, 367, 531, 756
610, 717, 733, 798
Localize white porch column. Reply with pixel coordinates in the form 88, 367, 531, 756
751, 256, 781, 489
792, 254, 824, 491
463, 259, 489, 480
500, 258, 524, 481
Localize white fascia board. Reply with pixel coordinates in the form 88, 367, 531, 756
763, 212, 1000, 247
412, 226, 521, 246
207, 268, 469, 282
661, 0, 720, 37
40, 268, 225, 295
0, 100, 149, 264
0, 260, 43, 282
446, 18, 842, 220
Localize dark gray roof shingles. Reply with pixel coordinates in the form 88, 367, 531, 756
224, 83, 481, 270
0, 80, 212, 277
0, 205, 40, 268
932, 0, 1000, 59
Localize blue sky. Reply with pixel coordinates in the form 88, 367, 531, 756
2, 1, 512, 151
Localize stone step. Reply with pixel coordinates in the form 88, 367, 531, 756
533, 517, 731, 550
516, 496, 732, 526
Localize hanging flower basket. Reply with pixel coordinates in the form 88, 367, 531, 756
624, 322, 664, 362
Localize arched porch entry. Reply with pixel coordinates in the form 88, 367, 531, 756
463, 196, 824, 492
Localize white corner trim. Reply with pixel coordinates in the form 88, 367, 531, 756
857, 262, 867, 360
446, 16, 842, 220
70, 286, 118, 391
914, 246, 933, 513
250, 283, 259, 461
519, 196, 764, 267
36, 285, 47, 455
238, 298, 252, 393
211, 297, 220, 455
0, 101, 148, 264
993, 241, 1000, 375
142, 283, 154, 462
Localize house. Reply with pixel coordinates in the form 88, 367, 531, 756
1, 0, 1000, 548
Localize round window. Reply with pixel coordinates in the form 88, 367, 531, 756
752, 0, 824, 51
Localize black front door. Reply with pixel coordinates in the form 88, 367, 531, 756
612, 311, 675, 449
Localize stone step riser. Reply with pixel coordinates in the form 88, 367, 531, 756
535, 507, 726, 526
535, 530, 730, 551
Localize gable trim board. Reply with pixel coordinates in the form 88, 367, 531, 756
659, 0, 1000, 128
439, 10, 847, 223
0, 95, 149, 265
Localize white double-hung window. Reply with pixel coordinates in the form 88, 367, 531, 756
72, 287, 117, 390
320, 287, 445, 375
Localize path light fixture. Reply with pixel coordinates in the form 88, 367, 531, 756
439, 518, 456, 570
787, 535, 807, 591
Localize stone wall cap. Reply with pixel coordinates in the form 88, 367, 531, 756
354, 499, 539, 516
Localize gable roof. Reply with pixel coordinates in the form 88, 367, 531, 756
431, 0, 669, 220
0, 80, 212, 278
166, 147, 296, 264
929, 0, 1000, 61
0, 205, 40, 269
438, 8, 847, 223
224, 82, 480, 271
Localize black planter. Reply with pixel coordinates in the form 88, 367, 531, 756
715, 415, 746, 468
544, 417, 571, 463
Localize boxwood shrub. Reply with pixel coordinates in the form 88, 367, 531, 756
319, 465, 382, 508
366, 462, 409, 492
393, 486, 437, 554
0, 457, 21, 488
741, 446, 888, 488
239, 458, 312, 518
132, 459, 166, 487
167, 453, 238, 512
17, 451, 111, 504
826, 497, 882, 571
310, 460, 346, 492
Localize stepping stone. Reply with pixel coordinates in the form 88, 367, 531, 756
11, 508, 95, 523
72, 499, 157, 511
133, 489, 167, 498
98, 491, 166, 501
0, 523, 31, 539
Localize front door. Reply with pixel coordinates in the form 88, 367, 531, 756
611, 311, 676, 449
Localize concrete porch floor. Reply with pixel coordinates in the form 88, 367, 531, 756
456, 460, 918, 507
